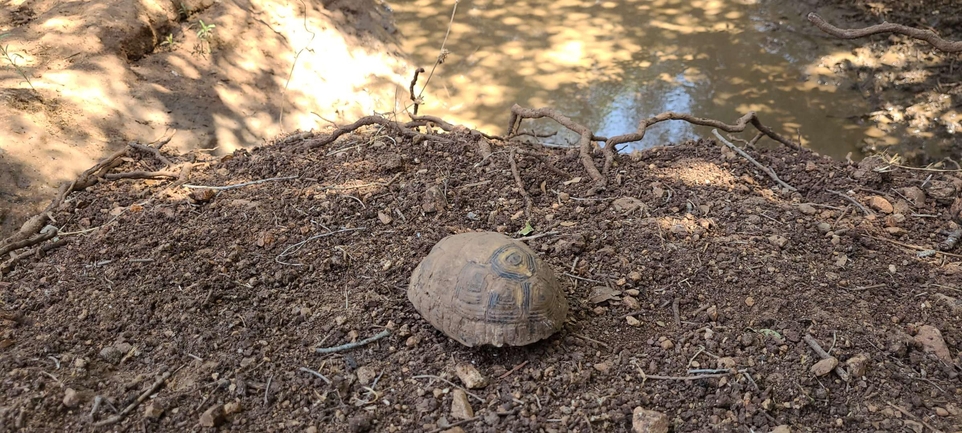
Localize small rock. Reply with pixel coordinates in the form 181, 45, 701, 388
924, 180, 958, 202
914, 325, 953, 364
450, 389, 474, 420
845, 353, 870, 377
405, 335, 421, 348
593, 362, 611, 374
623, 295, 641, 310
745, 296, 755, 307
454, 363, 487, 389
377, 211, 393, 225
199, 404, 226, 428
612, 197, 646, 213
348, 413, 373, 432
628, 271, 642, 282
631, 407, 669, 433
442, 427, 466, 433
706, 305, 718, 321
816, 222, 832, 233
99, 342, 132, 364
901, 186, 926, 207
626, 316, 641, 327
797, 203, 817, 215
144, 401, 164, 419
63, 388, 81, 408
810, 357, 838, 377
588, 286, 620, 304
866, 196, 893, 213
422, 186, 446, 213
670, 224, 688, 236
717, 357, 737, 369
659, 339, 674, 350
223, 400, 242, 415
935, 407, 949, 417
356, 366, 377, 386
768, 235, 789, 249
305, 426, 319, 433
770, 425, 791, 433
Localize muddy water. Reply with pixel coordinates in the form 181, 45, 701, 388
390, 0, 879, 159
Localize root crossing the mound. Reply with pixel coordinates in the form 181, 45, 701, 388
507, 104, 802, 187
808, 13, 962, 53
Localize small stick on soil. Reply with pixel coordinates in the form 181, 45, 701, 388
315, 329, 390, 354
412, 375, 484, 402
93, 369, 174, 426
103, 170, 180, 180
826, 190, 873, 216
508, 148, 534, 222
264, 375, 273, 406
425, 416, 479, 433
409, 67, 425, 115
498, 361, 529, 380
671, 298, 681, 327
298, 367, 332, 385
571, 333, 611, 350
802, 334, 851, 382
89, 395, 103, 419
865, 235, 962, 259
643, 373, 730, 381
183, 176, 298, 190
516, 231, 559, 241
276, 227, 366, 265
712, 130, 796, 192
885, 402, 943, 433
129, 141, 173, 167
848, 283, 886, 292
808, 13, 962, 53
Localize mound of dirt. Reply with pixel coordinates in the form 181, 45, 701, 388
1, 120, 960, 431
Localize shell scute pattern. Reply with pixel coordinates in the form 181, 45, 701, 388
408, 232, 568, 347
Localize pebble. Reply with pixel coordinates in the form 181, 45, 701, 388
810, 357, 838, 377
717, 357, 737, 369
454, 363, 487, 389
913, 325, 953, 364
144, 401, 164, 419
626, 316, 641, 327
199, 404, 226, 427
797, 203, 817, 215
901, 186, 926, 207
377, 211, 393, 225
356, 366, 377, 386
867, 196, 893, 213
99, 342, 132, 364
659, 339, 674, 350
935, 407, 949, 417
612, 196, 645, 213
405, 335, 421, 348
224, 400, 243, 415
593, 362, 611, 374
450, 389, 474, 420
63, 388, 80, 408
816, 222, 832, 233
770, 425, 791, 433
305, 427, 318, 433
706, 305, 718, 321
442, 427, 466, 433
623, 295, 641, 310
631, 407, 668, 433
744, 296, 755, 307
767, 235, 789, 249
845, 353, 870, 377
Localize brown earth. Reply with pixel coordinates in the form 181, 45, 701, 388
1, 120, 961, 431
2, 0, 962, 432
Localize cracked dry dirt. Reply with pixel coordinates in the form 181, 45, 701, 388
1, 123, 961, 432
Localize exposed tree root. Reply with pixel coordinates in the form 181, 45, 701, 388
808, 13, 962, 53
508, 104, 802, 188
0, 137, 191, 278
304, 115, 457, 149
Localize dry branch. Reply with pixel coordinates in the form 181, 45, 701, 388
508, 104, 604, 183
712, 130, 796, 192
306, 115, 453, 149
808, 13, 962, 53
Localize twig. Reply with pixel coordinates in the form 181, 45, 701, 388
508, 105, 603, 183
415, 1, 459, 104
183, 176, 298, 190
315, 329, 390, 354
93, 369, 174, 426
90, 395, 103, 419
276, 227, 366, 265
409, 67, 425, 115
299, 367, 332, 385
562, 273, 603, 283
572, 333, 610, 350
642, 373, 730, 381
508, 148, 534, 222
128, 141, 173, 167
802, 334, 850, 382
885, 402, 944, 433
808, 13, 962, 53
103, 170, 180, 180
425, 416, 479, 433
826, 190, 873, 216
412, 375, 484, 402
865, 234, 962, 259
498, 361, 529, 380
264, 375, 273, 405
712, 130, 796, 192
516, 231, 560, 241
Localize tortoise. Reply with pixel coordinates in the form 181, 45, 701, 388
408, 231, 568, 347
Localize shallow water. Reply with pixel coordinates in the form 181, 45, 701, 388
390, 0, 883, 159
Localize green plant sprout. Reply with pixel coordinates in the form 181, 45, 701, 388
0, 33, 37, 93
195, 20, 216, 55
160, 33, 176, 50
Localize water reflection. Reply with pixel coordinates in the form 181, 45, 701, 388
391, 0, 874, 159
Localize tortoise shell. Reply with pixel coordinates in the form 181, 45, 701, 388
408, 232, 568, 347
